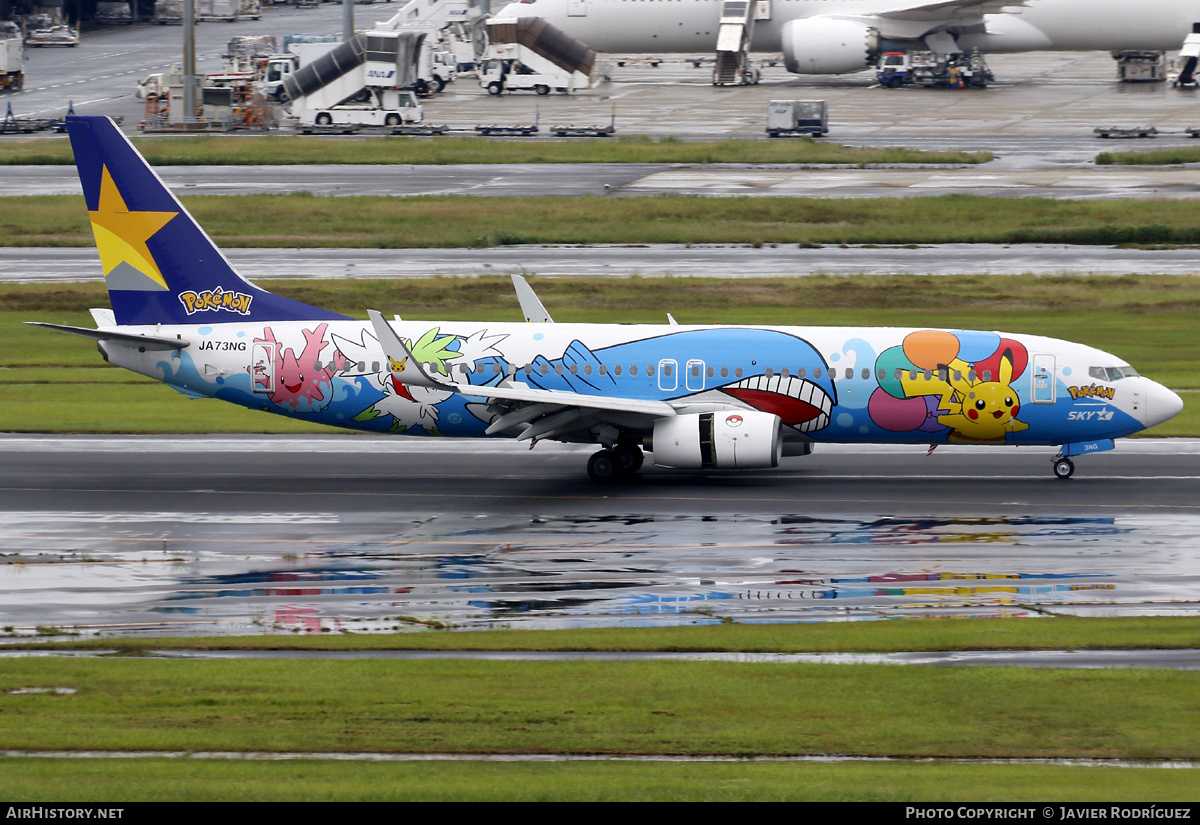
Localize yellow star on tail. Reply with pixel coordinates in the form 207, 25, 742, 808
88, 165, 178, 290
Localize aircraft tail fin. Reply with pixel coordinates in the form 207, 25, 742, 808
66, 116, 349, 326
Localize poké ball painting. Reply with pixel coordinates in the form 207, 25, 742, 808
869, 330, 1030, 444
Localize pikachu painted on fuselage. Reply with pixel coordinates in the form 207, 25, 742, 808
29, 117, 1184, 482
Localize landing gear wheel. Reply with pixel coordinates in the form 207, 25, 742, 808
587, 450, 619, 483
1053, 458, 1075, 480
534, 84, 550, 95
612, 444, 644, 476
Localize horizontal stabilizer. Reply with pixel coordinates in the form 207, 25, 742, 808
26, 321, 189, 350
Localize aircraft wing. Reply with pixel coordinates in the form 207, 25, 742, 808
368, 310, 679, 442
874, 0, 1027, 22
26, 322, 190, 350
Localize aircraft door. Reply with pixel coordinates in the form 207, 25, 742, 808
686, 359, 706, 392
251, 342, 275, 394
568, 0, 586, 17
658, 359, 678, 392
1031, 353, 1055, 404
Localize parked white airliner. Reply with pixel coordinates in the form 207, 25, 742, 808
32, 117, 1183, 482
495, 0, 1198, 77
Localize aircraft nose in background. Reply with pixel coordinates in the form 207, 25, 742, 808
1144, 379, 1184, 429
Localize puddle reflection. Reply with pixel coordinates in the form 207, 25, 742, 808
1, 512, 1198, 637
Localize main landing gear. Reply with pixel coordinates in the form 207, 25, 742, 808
587, 443, 644, 482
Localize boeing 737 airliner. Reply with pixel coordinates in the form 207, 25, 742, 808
32, 117, 1183, 481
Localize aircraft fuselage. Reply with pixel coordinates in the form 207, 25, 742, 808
504, 0, 1197, 55
101, 317, 1175, 453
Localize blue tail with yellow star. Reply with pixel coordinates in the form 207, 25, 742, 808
67, 116, 350, 326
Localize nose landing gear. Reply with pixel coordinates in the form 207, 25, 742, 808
1052, 456, 1075, 480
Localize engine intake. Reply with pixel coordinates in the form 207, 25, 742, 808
781, 18, 879, 75
652, 410, 782, 470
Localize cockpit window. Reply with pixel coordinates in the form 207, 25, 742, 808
1088, 366, 1139, 382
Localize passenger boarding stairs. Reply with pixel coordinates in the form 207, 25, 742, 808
281, 32, 424, 111
378, 0, 478, 31
713, 0, 758, 85
376, 0, 488, 65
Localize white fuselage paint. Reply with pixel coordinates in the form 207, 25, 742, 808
499, 0, 1197, 56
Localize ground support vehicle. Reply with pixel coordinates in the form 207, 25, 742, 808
766, 100, 828, 137
876, 50, 992, 88
26, 25, 79, 46
94, 2, 134, 25
1114, 50, 1166, 81
550, 123, 614, 137
195, 0, 262, 21
0, 39, 22, 92
475, 122, 538, 136
1171, 30, 1200, 87
282, 31, 426, 130
479, 17, 593, 95
298, 88, 422, 130
153, 0, 184, 23
1094, 126, 1158, 138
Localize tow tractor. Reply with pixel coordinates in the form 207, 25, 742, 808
876, 50, 992, 89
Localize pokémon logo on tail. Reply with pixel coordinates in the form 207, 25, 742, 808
66, 116, 348, 326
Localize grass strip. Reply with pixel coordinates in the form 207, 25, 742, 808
15, 616, 1200, 654
1, 658, 1199, 759
0, 134, 991, 166
0, 758, 1195, 802
1097, 147, 1200, 166
8, 193, 1200, 247
6, 275, 1198, 435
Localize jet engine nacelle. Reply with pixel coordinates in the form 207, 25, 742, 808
652, 410, 782, 470
781, 18, 879, 75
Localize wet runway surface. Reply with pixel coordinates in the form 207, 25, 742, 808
7, 155, 1200, 200
1, 436, 1197, 638
5, 244, 1200, 282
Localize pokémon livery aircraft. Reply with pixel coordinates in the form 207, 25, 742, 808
33, 116, 1183, 481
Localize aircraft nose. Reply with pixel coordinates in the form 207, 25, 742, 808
1143, 379, 1184, 429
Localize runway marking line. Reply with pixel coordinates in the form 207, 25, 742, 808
1, 486, 1199, 512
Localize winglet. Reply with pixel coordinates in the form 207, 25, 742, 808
367, 309, 447, 389
511, 274, 553, 323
